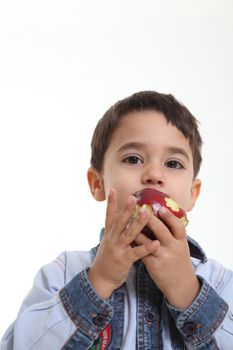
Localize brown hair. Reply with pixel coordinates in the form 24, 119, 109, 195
90, 91, 202, 178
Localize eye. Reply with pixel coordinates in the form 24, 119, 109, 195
166, 160, 184, 169
123, 155, 143, 165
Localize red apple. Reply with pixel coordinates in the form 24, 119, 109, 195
132, 188, 188, 239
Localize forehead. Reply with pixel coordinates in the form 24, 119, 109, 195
111, 110, 190, 149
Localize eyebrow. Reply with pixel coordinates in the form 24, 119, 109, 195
117, 142, 147, 153
117, 142, 190, 161
166, 146, 190, 161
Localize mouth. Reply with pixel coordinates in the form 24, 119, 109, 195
133, 187, 169, 201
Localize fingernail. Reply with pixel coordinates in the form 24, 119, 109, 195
128, 196, 136, 205
159, 207, 168, 215
108, 189, 113, 200
138, 207, 148, 219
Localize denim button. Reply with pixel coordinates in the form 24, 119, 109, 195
186, 335, 193, 341
93, 314, 106, 327
145, 310, 156, 323
183, 321, 202, 335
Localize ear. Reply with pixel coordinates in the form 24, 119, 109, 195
187, 178, 202, 212
87, 167, 106, 202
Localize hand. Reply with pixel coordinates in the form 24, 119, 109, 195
88, 189, 159, 299
135, 207, 200, 309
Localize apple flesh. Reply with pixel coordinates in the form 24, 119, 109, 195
133, 188, 188, 239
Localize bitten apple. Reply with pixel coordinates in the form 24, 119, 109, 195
132, 188, 188, 239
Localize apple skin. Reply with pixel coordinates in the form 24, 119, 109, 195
133, 188, 188, 239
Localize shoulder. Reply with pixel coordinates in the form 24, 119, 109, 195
35, 250, 93, 289
193, 257, 233, 295
56, 250, 93, 267
54, 250, 93, 282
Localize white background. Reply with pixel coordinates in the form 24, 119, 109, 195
0, 0, 233, 338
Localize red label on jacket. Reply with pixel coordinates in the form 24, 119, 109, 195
90, 323, 111, 349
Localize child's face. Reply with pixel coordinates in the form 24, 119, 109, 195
89, 110, 201, 212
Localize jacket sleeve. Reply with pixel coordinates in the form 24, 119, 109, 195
167, 260, 233, 349
1, 252, 113, 350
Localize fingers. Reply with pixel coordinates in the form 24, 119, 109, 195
116, 195, 138, 233
158, 207, 186, 240
105, 191, 144, 240
129, 239, 160, 261
105, 189, 118, 231
145, 213, 172, 245
142, 207, 186, 245
105, 191, 186, 250
134, 232, 153, 246
121, 206, 151, 244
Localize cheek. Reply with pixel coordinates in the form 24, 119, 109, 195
170, 190, 191, 212
104, 179, 134, 209
179, 193, 194, 212
171, 178, 195, 211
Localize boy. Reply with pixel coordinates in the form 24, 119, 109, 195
1, 91, 233, 349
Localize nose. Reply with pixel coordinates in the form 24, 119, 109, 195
141, 162, 165, 187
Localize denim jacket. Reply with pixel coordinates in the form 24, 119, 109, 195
1, 234, 233, 350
